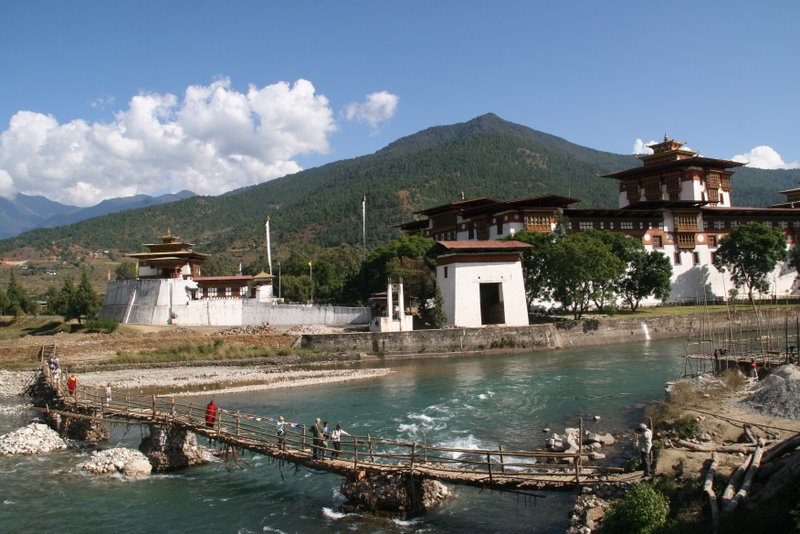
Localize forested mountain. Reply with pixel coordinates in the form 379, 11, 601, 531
0, 113, 798, 259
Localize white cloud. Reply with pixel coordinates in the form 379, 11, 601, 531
343, 91, 399, 133
632, 138, 655, 155
0, 78, 337, 206
731, 145, 800, 170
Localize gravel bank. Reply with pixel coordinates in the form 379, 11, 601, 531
69, 365, 392, 397
741, 364, 800, 420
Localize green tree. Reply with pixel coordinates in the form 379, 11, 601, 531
618, 250, 673, 311
345, 235, 437, 306
6, 270, 33, 316
509, 230, 556, 307
548, 233, 622, 319
114, 261, 138, 280
0, 286, 9, 315
53, 277, 78, 321
713, 222, 787, 302
75, 269, 100, 323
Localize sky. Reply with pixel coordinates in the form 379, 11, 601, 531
1, 1, 798, 207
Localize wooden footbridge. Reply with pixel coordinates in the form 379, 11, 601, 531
36, 366, 637, 493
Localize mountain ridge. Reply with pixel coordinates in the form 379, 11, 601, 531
0, 114, 797, 259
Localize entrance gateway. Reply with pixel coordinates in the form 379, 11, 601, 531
434, 240, 530, 328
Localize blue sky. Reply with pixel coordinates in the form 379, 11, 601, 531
1, 1, 798, 206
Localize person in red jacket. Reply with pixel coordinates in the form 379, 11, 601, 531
66, 374, 77, 396
205, 400, 218, 428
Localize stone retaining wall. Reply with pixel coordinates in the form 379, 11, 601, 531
301, 309, 787, 355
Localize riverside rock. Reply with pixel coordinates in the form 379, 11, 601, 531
0, 422, 67, 455
340, 471, 451, 518
77, 448, 152, 477
139, 424, 213, 472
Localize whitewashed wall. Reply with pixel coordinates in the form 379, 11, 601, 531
100, 279, 371, 326
436, 260, 528, 327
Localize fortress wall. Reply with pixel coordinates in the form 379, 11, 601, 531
101, 279, 371, 326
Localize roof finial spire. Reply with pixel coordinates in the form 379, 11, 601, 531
663, 133, 669, 142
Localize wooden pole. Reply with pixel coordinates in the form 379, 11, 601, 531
353, 437, 359, 469
724, 439, 765, 514
703, 452, 719, 533
368, 435, 374, 463
410, 442, 417, 474
499, 445, 505, 474
487, 452, 493, 484
151, 395, 156, 421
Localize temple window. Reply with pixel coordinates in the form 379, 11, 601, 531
620, 221, 633, 230
674, 252, 682, 265
579, 221, 593, 230
693, 252, 700, 265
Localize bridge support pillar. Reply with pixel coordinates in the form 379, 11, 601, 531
46, 410, 109, 442
139, 423, 212, 472
340, 471, 450, 518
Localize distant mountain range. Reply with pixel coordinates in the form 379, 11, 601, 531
1, 113, 798, 258
0, 190, 197, 239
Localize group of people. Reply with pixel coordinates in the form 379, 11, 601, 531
311, 418, 349, 459
203, 402, 349, 460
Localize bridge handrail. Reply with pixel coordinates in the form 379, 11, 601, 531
46, 367, 613, 482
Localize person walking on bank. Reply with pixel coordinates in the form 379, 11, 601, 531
750, 358, 759, 381
312, 418, 325, 459
330, 423, 350, 459
635, 423, 653, 476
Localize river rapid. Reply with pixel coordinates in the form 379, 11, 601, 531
0, 338, 687, 533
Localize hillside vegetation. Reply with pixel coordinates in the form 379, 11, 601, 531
1, 113, 798, 261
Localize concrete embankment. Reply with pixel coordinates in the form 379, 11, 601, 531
301, 309, 786, 355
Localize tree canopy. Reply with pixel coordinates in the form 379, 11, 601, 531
713, 222, 787, 301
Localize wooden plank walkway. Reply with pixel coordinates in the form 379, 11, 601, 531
41, 365, 637, 492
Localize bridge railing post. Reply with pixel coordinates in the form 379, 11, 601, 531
171, 397, 176, 422
410, 442, 416, 474
367, 435, 374, 463
353, 437, 358, 469
499, 445, 505, 473
302, 427, 306, 451
151, 395, 156, 421
486, 452, 492, 484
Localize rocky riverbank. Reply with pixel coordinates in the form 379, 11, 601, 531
77, 447, 153, 477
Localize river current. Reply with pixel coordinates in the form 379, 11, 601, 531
0, 338, 687, 533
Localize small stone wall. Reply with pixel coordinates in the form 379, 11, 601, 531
301, 309, 774, 355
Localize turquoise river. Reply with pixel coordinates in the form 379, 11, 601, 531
0, 337, 688, 533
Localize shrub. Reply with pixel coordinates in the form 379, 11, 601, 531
673, 416, 699, 440
602, 482, 670, 534
84, 319, 119, 333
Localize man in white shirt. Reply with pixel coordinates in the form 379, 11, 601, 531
635, 423, 653, 476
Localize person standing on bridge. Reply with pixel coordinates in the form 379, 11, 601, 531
635, 423, 653, 476
104, 383, 112, 406
66, 374, 77, 396
205, 400, 218, 428
312, 418, 324, 459
276, 416, 286, 449
330, 423, 350, 459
